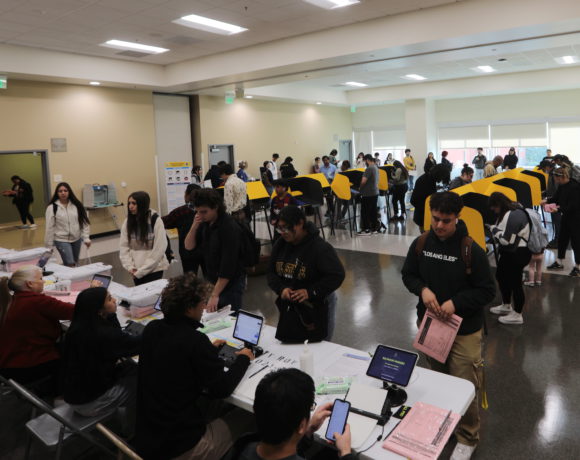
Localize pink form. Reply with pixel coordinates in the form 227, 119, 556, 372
413, 311, 462, 364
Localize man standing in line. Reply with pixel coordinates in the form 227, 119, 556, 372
320, 155, 338, 217
471, 148, 487, 181
402, 191, 495, 460
268, 153, 280, 180
357, 154, 379, 236
403, 149, 416, 191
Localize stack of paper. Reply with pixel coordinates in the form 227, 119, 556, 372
413, 311, 462, 364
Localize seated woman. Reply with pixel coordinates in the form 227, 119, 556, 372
267, 206, 345, 342
0, 266, 74, 393
62, 287, 140, 432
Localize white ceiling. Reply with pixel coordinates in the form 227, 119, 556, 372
0, 0, 460, 65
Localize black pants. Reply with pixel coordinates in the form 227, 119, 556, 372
1, 359, 61, 396
391, 184, 408, 216
15, 201, 34, 225
360, 195, 378, 231
496, 247, 532, 313
557, 216, 580, 263
134, 271, 163, 286
182, 256, 203, 276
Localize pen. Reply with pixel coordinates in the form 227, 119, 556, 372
248, 365, 268, 379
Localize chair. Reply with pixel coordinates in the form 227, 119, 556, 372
7, 378, 116, 460
96, 423, 142, 460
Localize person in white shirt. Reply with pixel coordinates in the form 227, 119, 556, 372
120, 191, 169, 286
221, 164, 248, 223
268, 153, 280, 180
44, 182, 91, 266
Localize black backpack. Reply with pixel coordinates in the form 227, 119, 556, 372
236, 220, 261, 268
151, 213, 175, 263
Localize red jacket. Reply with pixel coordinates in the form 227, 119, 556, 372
0, 291, 74, 369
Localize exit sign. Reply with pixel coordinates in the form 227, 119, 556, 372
0, 76, 6, 89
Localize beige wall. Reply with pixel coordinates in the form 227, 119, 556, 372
198, 96, 353, 178
352, 103, 406, 131
0, 80, 157, 233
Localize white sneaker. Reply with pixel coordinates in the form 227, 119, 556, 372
523, 281, 535, 287
498, 311, 523, 325
19, 224, 30, 229
489, 304, 512, 315
29, 224, 37, 229
450, 442, 476, 460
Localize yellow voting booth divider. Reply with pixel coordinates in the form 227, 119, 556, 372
331, 173, 352, 201
246, 181, 269, 201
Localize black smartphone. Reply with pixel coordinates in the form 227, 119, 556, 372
325, 399, 350, 442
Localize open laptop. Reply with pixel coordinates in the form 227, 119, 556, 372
218, 310, 264, 367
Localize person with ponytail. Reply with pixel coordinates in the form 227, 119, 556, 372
120, 191, 169, 286
62, 287, 140, 430
448, 164, 475, 190
45, 182, 91, 266
0, 266, 74, 392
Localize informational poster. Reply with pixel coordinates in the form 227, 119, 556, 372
164, 161, 191, 213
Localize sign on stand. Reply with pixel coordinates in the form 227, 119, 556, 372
164, 161, 191, 213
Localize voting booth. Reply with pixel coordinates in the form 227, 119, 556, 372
0, 247, 51, 273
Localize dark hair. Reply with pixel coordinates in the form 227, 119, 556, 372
357, 152, 364, 158
192, 188, 225, 215
50, 182, 90, 228
509, 147, 516, 153
161, 273, 212, 320
477, 147, 483, 151
10, 175, 21, 181
441, 151, 449, 157
273, 153, 280, 159
429, 164, 451, 184
488, 191, 517, 221
277, 205, 306, 228
405, 149, 411, 153
461, 164, 474, 176
329, 149, 337, 156
538, 159, 554, 170
322, 156, 329, 161
363, 153, 373, 161
314, 156, 321, 161
219, 164, 234, 176
263, 161, 270, 168
284, 156, 293, 163
374, 152, 380, 157
273, 179, 289, 190
127, 191, 151, 245
185, 183, 201, 200
393, 160, 409, 179
192, 165, 202, 173
217, 160, 227, 167
254, 368, 315, 444
429, 191, 463, 215
341, 160, 351, 170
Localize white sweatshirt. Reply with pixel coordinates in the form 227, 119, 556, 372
119, 210, 169, 279
44, 201, 90, 247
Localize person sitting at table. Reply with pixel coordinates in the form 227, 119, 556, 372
62, 287, 140, 435
135, 273, 255, 460
267, 206, 345, 342
225, 368, 353, 460
237, 161, 249, 182
0, 265, 74, 394
270, 180, 299, 239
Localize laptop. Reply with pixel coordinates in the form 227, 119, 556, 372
218, 310, 264, 367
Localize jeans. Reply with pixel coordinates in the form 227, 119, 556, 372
54, 239, 83, 266
474, 168, 484, 181
496, 247, 532, 313
15, 201, 34, 225
219, 273, 246, 311
408, 175, 415, 190
325, 291, 338, 341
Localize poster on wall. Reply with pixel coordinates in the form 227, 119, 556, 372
165, 161, 191, 213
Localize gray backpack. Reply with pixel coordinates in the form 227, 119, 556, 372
523, 208, 548, 254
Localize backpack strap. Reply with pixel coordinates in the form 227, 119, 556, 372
460, 235, 473, 275
414, 231, 430, 258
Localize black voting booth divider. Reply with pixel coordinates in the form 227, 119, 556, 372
492, 178, 533, 208
287, 176, 327, 239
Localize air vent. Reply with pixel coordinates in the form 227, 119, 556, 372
116, 50, 150, 58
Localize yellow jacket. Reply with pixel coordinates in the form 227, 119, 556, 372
404, 156, 416, 171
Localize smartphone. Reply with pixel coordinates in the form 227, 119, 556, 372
325, 399, 350, 442
92, 274, 112, 288
37, 251, 52, 269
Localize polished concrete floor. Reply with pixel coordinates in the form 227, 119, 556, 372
2, 208, 580, 459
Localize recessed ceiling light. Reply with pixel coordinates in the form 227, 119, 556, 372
173, 14, 247, 35
89, 81, 101, 86
344, 81, 368, 87
474, 65, 496, 73
245, 95, 253, 99
303, 0, 360, 10
316, 102, 322, 105
101, 39, 169, 54
555, 55, 578, 65
402, 74, 427, 81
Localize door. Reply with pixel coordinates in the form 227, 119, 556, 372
208, 144, 234, 166
338, 140, 352, 164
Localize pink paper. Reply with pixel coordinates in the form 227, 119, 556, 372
413, 311, 462, 364
383, 402, 460, 460
543, 203, 558, 213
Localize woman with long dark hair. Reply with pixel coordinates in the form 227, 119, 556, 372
424, 152, 437, 173
63, 287, 140, 432
3, 175, 35, 228
120, 191, 169, 285
488, 192, 531, 325
279, 156, 298, 179
390, 160, 409, 221
44, 182, 91, 266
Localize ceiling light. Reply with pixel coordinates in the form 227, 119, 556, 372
555, 55, 578, 65
89, 81, 101, 86
303, 0, 360, 10
316, 102, 322, 105
403, 74, 427, 81
344, 81, 368, 87
101, 39, 168, 54
173, 14, 247, 35
474, 65, 496, 73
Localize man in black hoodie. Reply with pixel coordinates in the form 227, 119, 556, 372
402, 192, 495, 460
267, 206, 345, 341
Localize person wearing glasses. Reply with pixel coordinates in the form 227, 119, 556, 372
267, 206, 345, 341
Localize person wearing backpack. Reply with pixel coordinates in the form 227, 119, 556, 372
487, 192, 531, 325
119, 191, 169, 286
402, 191, 495, 460
184, 189, 245, 312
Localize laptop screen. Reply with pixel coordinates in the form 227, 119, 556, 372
233, 310, 263, 346
92, 274, 112, 289
366, 345, 418, 387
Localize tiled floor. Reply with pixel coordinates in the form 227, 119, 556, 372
1, 204, 580, 459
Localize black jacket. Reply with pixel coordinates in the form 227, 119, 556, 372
267, 222, 345, 301
401, 221, 496, 335
441, 157, 453, 172
136, 317, 250, 460
410, 173, 437, 228
162, 204, 201, 262
62, 315, 141, 404
280, 161, 298, 179
424, 158, 436, 173
548, 179, 580, 220
204, 165, 223, 188
12, 180, 34, 204
503, 154, 518, 170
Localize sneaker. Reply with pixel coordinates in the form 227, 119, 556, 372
547, 261, 564, 270
490, 304, 512, 315
29, 224, 37, 229
498, 311, 524, 325
569, 267, 580, 277
356, 230, 371, 236
371, 229, 380, 234
535, 281, 542, 286
523, 281, 536, 287
450, 442, 476, 460
546, 239, 558, 249
19, 224, 30, 229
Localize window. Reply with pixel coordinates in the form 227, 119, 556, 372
549, 122, 580, 164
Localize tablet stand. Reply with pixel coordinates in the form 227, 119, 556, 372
382, 382, 407, 407
244, 342, 264, 358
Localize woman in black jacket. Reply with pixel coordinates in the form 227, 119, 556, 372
4, 175, 35, 228
267, 206, 345, 341
410, 164, 451, 230
503, 147, 519, 170
279, 156, 298, 178
423, 152, 437, 173
63, 287, 140, 433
